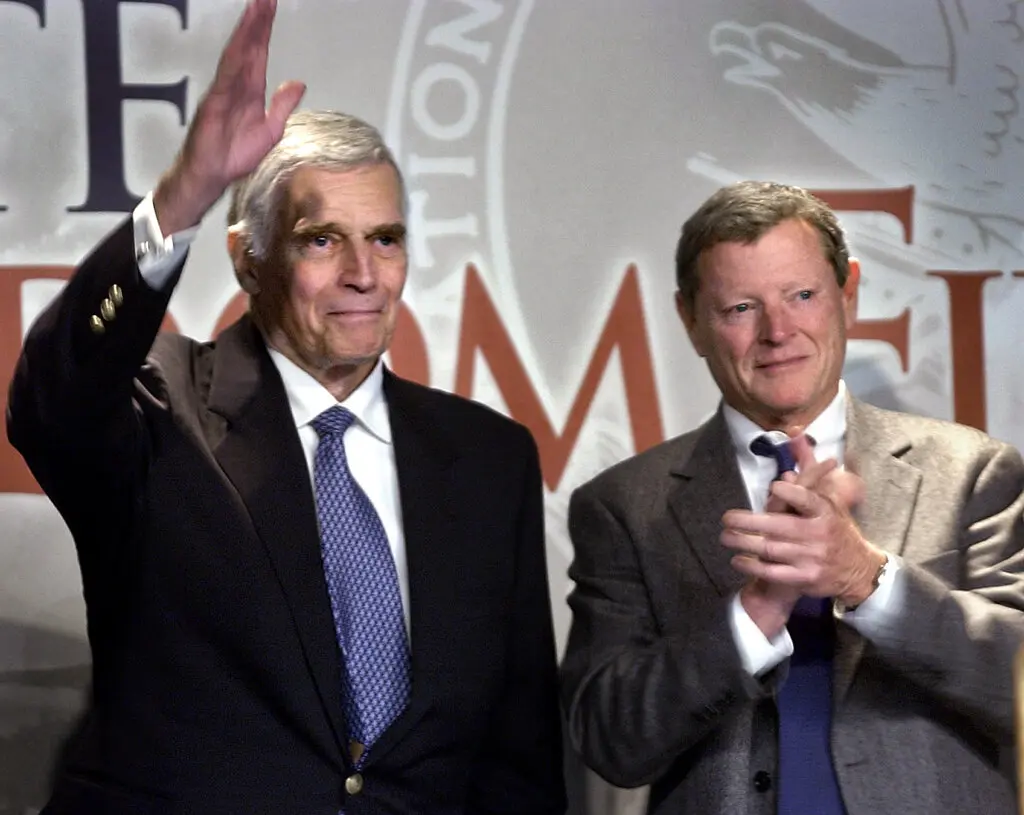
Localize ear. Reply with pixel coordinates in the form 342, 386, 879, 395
228, 226, 261, 295
675, 290, 706, 358
842, 257, 861, 330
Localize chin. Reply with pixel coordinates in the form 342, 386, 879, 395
752, 390, 812, 417
322, 344, 387, 369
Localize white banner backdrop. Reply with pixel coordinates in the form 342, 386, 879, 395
2, 1, 1022, 812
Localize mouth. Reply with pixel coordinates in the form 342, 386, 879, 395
709, 22, 781, 85
326, 309, 383, 322
755, 356, 807, 372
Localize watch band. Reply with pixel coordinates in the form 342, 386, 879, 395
838, 553, 890, 614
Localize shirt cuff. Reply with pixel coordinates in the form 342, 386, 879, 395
835, 553, 904, 635
728, 592, 794, 677
133, 192, 199, 290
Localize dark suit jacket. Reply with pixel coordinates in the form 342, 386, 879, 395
7, 219, 566, 815
560, 400, 1024, 815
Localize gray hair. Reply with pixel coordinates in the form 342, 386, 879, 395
228, 110, 405, 259
675, 181, 850, 311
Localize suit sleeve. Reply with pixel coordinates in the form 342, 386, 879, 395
858, 440, 1024, 742
465, 429, 567, 815
559, 484, 781, 789
6, 218, 184, 538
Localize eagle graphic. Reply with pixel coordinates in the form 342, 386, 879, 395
710, 0, 1024, 255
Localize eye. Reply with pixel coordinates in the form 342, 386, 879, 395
371, 230, 406, 258
796, 289, 814, 301
731, 303, 752, 314
291, 229, 341, 258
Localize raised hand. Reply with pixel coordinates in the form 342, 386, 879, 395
154, 0, 306, 235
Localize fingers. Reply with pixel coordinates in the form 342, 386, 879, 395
720, 528, 806, 563
723, 506, 818, 541
797, 456, 837, 487
820, 468, 866, 509
267, 80, 307, 137
213, 0, 274, 93
730, 554, 804, 584
767, 479, 831, 518
245, 0, 277, 92
215, 2, 259, 81
789, 434, 816, 471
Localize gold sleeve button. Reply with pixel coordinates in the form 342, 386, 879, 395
89, 315, 105, 334
109, 284, 124, 307
100, 298, 116, 322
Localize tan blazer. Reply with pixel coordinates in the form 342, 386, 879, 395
561, 397, 1024, 815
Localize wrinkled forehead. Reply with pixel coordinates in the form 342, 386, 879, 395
697, 220, 834, 287
281, 163, 405, 226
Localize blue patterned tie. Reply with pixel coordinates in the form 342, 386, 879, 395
750, 433, 845, 814
312, 405, 410, 767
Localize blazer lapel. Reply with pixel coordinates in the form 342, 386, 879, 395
363, 371, 458, 764
667, 409, 751, 597
204, 317, 348, 763
833, 397, 922, 703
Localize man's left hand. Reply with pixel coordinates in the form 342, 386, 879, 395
721, 473, 886, 607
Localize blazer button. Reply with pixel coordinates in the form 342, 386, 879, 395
89, 315, 105, 335
100, 298, 116, 322
109, 284, 124, 307
753, 770, 772, 792
345, 773, 364, 795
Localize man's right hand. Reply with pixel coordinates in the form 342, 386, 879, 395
154, 0, 306, 236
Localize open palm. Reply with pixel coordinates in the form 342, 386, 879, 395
157, 0, 305, 233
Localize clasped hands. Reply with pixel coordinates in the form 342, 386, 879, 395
721, 436, 887, 638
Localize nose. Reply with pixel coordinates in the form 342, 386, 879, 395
759, 302, 794, 344
336, 240, 376, 292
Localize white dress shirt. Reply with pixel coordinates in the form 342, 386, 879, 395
722, 382, 903, 677
132, 194, 411, 637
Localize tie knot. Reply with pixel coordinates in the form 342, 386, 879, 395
750, 433, 797, 477
311, 405, 356, 439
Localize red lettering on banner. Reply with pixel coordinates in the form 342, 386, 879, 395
927, 271, 1000, 431
454, 263, 664, 490
813, 185, 914, 385
849, 311, 911, 372
0, 254, 1003, 493
0, 266, 73, 493
810, 186, 915, 243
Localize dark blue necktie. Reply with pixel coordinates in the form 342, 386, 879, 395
749, 434, 797, 478
750, 434, 845, 815
312, 406, 410, 768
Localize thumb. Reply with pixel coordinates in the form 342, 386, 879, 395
788, 434, 817, 470
266, 80, 307, 139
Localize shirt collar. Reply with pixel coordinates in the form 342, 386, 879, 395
723, 380, 847, 459
265, 347, 392, 444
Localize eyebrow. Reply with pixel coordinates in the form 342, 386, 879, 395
292, 220, 406, 237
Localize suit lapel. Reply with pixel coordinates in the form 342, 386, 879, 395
364, 371, 458, 764
668, 409, 751, 597
833, 397, 922, 703
204, 317, 348, 762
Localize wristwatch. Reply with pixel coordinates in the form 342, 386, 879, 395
837, 553, 890, 614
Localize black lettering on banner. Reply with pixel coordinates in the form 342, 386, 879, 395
71, 0, 189, 213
